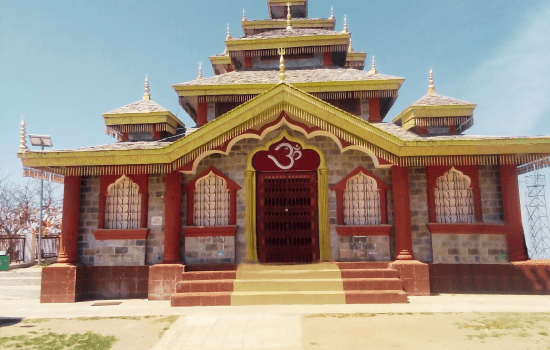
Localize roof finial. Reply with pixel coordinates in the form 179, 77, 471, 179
286, 2, 293, 30
348, 38, 353, 53
19, 117, 27, 152
197, 63, 203, 80
226, 24, 232, 40
330, 6, 334, 20
278, 48, 286, 81
242, 9, 246, 21
342, 15, 348, 33
143, 75, 151, 100
428, 69, 436, 94
369, 56, 378, 74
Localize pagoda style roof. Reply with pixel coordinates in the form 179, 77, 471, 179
239, 28, 341, 40
225, 29, 349, 52
104, 99, 171, 115
411, 93, 473, 106
174, 68, 404, 94
19, 83, 550, 176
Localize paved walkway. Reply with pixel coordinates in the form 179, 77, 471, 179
2, 295, 550, 349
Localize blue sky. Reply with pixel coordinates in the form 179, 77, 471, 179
1, 1, 550, 254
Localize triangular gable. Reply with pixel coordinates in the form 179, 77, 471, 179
19, 82, 550, 175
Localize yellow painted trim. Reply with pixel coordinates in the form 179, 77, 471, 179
225, 34, 350, 51
346, 52, 367, 61
245, 130, 331, 262
242, 19, 335, 31
209, 55, 231, 65
173, 79, 405, 96
103, 114, 182, 129
393, 104, 476, 124
269, 0, 306, 4
19, 83, 550, 169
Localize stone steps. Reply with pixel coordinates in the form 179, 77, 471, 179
171, 261, 409, 307
0, 268, 42, 299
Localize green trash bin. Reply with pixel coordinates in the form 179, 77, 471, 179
0, 254, 10, 271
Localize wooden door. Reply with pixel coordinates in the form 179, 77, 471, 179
257, 171, 319, 263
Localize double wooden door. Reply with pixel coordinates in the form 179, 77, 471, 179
256, 171, 319, 263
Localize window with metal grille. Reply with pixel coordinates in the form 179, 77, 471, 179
105, 176, 142, 229
194, 172, 230, 226
343, 173, 381, 225
435, 168, 475, 223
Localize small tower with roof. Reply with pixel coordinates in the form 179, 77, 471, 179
103, 76, 185, 141
392, 69, 476, 135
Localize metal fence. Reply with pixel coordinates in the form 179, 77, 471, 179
36, 235, 61, 259
0, 235, 26, 263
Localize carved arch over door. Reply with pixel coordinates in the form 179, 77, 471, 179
245, 130, 330, 262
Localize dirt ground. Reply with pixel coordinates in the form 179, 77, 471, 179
0, 315, 179, 350
302, 312, 550, 350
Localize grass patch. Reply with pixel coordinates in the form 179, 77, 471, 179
154, 316, 179, 324
0, 331, 116, 350
456, 313, 550, 341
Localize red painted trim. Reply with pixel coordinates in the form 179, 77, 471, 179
426, 166, 482, 223
499, 164, 528, 261
183, 166, 241, 226
245, 57, 252, 68
163, 171, 182, 263
331, 166, 390, 225
183, 225, 238, 237
426, 223, 506, 235
392, 166, 414, 260
93, 229, 150, 240
369, 98, 381, 122
174, 112, 396, 173
323, 51, 332, 66
57, 176, 81, 264
336, 225, 392, 236
197, 100, 207, 126
99, 174, 149, 229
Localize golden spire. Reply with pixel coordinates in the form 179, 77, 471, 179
342, 15, 348, 33
226, 24, 232, 40
286, 3, 293, 30
143, 75, 150, 100
197, 63, 203, 80
278, 48, 286, 81
19, 117, 27, 152
369, 56, 378, 74
348, 38, 353, 53
242, 9, 246, 21
428, 69, 436, 94
330, 6, 334, 20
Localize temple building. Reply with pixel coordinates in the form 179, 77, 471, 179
19, 0, 550, 305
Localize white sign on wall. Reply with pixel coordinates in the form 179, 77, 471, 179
151, 216, 163, 226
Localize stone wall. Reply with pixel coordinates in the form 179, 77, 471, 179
408, 167, 432, 262
184, 236, 235, 264
338, 236, 390, 261
478, 165, 504, 223
431, 234, 508, 264
78, 175, 164, 267
147, 175, 165, 265
184, 127, 394, 263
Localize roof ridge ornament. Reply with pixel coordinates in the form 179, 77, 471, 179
226, 24, 232, 40
242, 9, 246, 21
197, 63, 203, 80
342, 15, 348, 33
428, 69, 436, 94
348, 38, 353, 53
278, 48, 286, 81
330, 6, 334, 20
19, 117, 27, 152
286, 3, 293, 30
143, 75, 151, 100
369, 56, 377, 74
